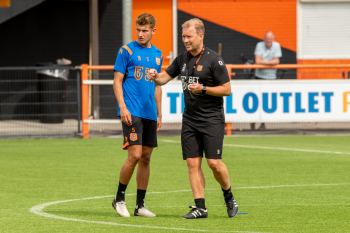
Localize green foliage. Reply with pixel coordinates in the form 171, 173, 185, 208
0, 136, 349, 232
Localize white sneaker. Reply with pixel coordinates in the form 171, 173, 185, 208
134, 206, 156, 217
112, 200, 130, 217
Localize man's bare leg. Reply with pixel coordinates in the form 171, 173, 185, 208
186, 156, 205, 199
206, 158, 230, 190
207, 158, 238, 218
113, 145, 142, 217
136, 146, 153, 190
181, 156, 208, 219
134, 146, 156, 217
119, 145, 142, 185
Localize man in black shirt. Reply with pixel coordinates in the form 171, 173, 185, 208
149, 18, 238, 219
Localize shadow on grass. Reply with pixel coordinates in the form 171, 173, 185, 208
46, 210, 117, 218
46, 210, 232, 220
46, 210, 188, 219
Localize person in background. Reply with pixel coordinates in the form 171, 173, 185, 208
252, 30, 282, 130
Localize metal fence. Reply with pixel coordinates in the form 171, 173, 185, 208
1, 64, 349, 139
0, 66, 81, 138
81, 64, 350, 138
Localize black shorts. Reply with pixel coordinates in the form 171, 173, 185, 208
181, 119, 225, 160
122, 116, 157, 150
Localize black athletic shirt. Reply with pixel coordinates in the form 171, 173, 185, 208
165, 46, 230, 122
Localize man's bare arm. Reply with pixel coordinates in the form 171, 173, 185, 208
154, 85, 162, 132
148, 69, 173, 85
255, 55, 280, 65
188, 81, 231, 97
113, 71, 132, 126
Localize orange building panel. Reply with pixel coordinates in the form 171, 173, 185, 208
297, 59, 350, 79
0, 0, 10, 7
178, 0, 296, 52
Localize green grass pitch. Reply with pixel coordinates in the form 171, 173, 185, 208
1, 135, 350, 232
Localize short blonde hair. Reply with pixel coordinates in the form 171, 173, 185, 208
135, 13, 156, 28
182, 18, 205, 35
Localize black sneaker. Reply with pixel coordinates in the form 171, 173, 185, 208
181, 206, 208, 219
225, 195, 238, 218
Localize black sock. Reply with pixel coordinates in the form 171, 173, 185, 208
115, 182, 127, 202
195, 198, 206, 209
136, 189, 146, 207
222, 186, 232, 198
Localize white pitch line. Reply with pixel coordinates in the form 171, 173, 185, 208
29, 198, 259, 233
30, 183, 350, 233
30, 205, 253, 233
231, 183, 350, 189
160, 140, 350, 155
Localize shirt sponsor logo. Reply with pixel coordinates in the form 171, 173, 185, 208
134, 66, 144, 80
156, 57, 161, 66
197, 65, 203, 71
133, 66, 153, 82
181, 76, 199, 91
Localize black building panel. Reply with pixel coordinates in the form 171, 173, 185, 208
177, 10, 296, 79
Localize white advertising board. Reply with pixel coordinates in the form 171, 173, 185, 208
161, 80, 350, 123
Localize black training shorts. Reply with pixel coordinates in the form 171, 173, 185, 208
122, 116, 157, 150
181, 118, 225, 160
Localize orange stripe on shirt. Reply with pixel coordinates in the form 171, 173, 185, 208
122, 45, 133, 55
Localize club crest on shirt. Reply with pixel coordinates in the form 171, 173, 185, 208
130, 133, 138, 142
197, 65, 203, 71
156, 57, 161, 65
